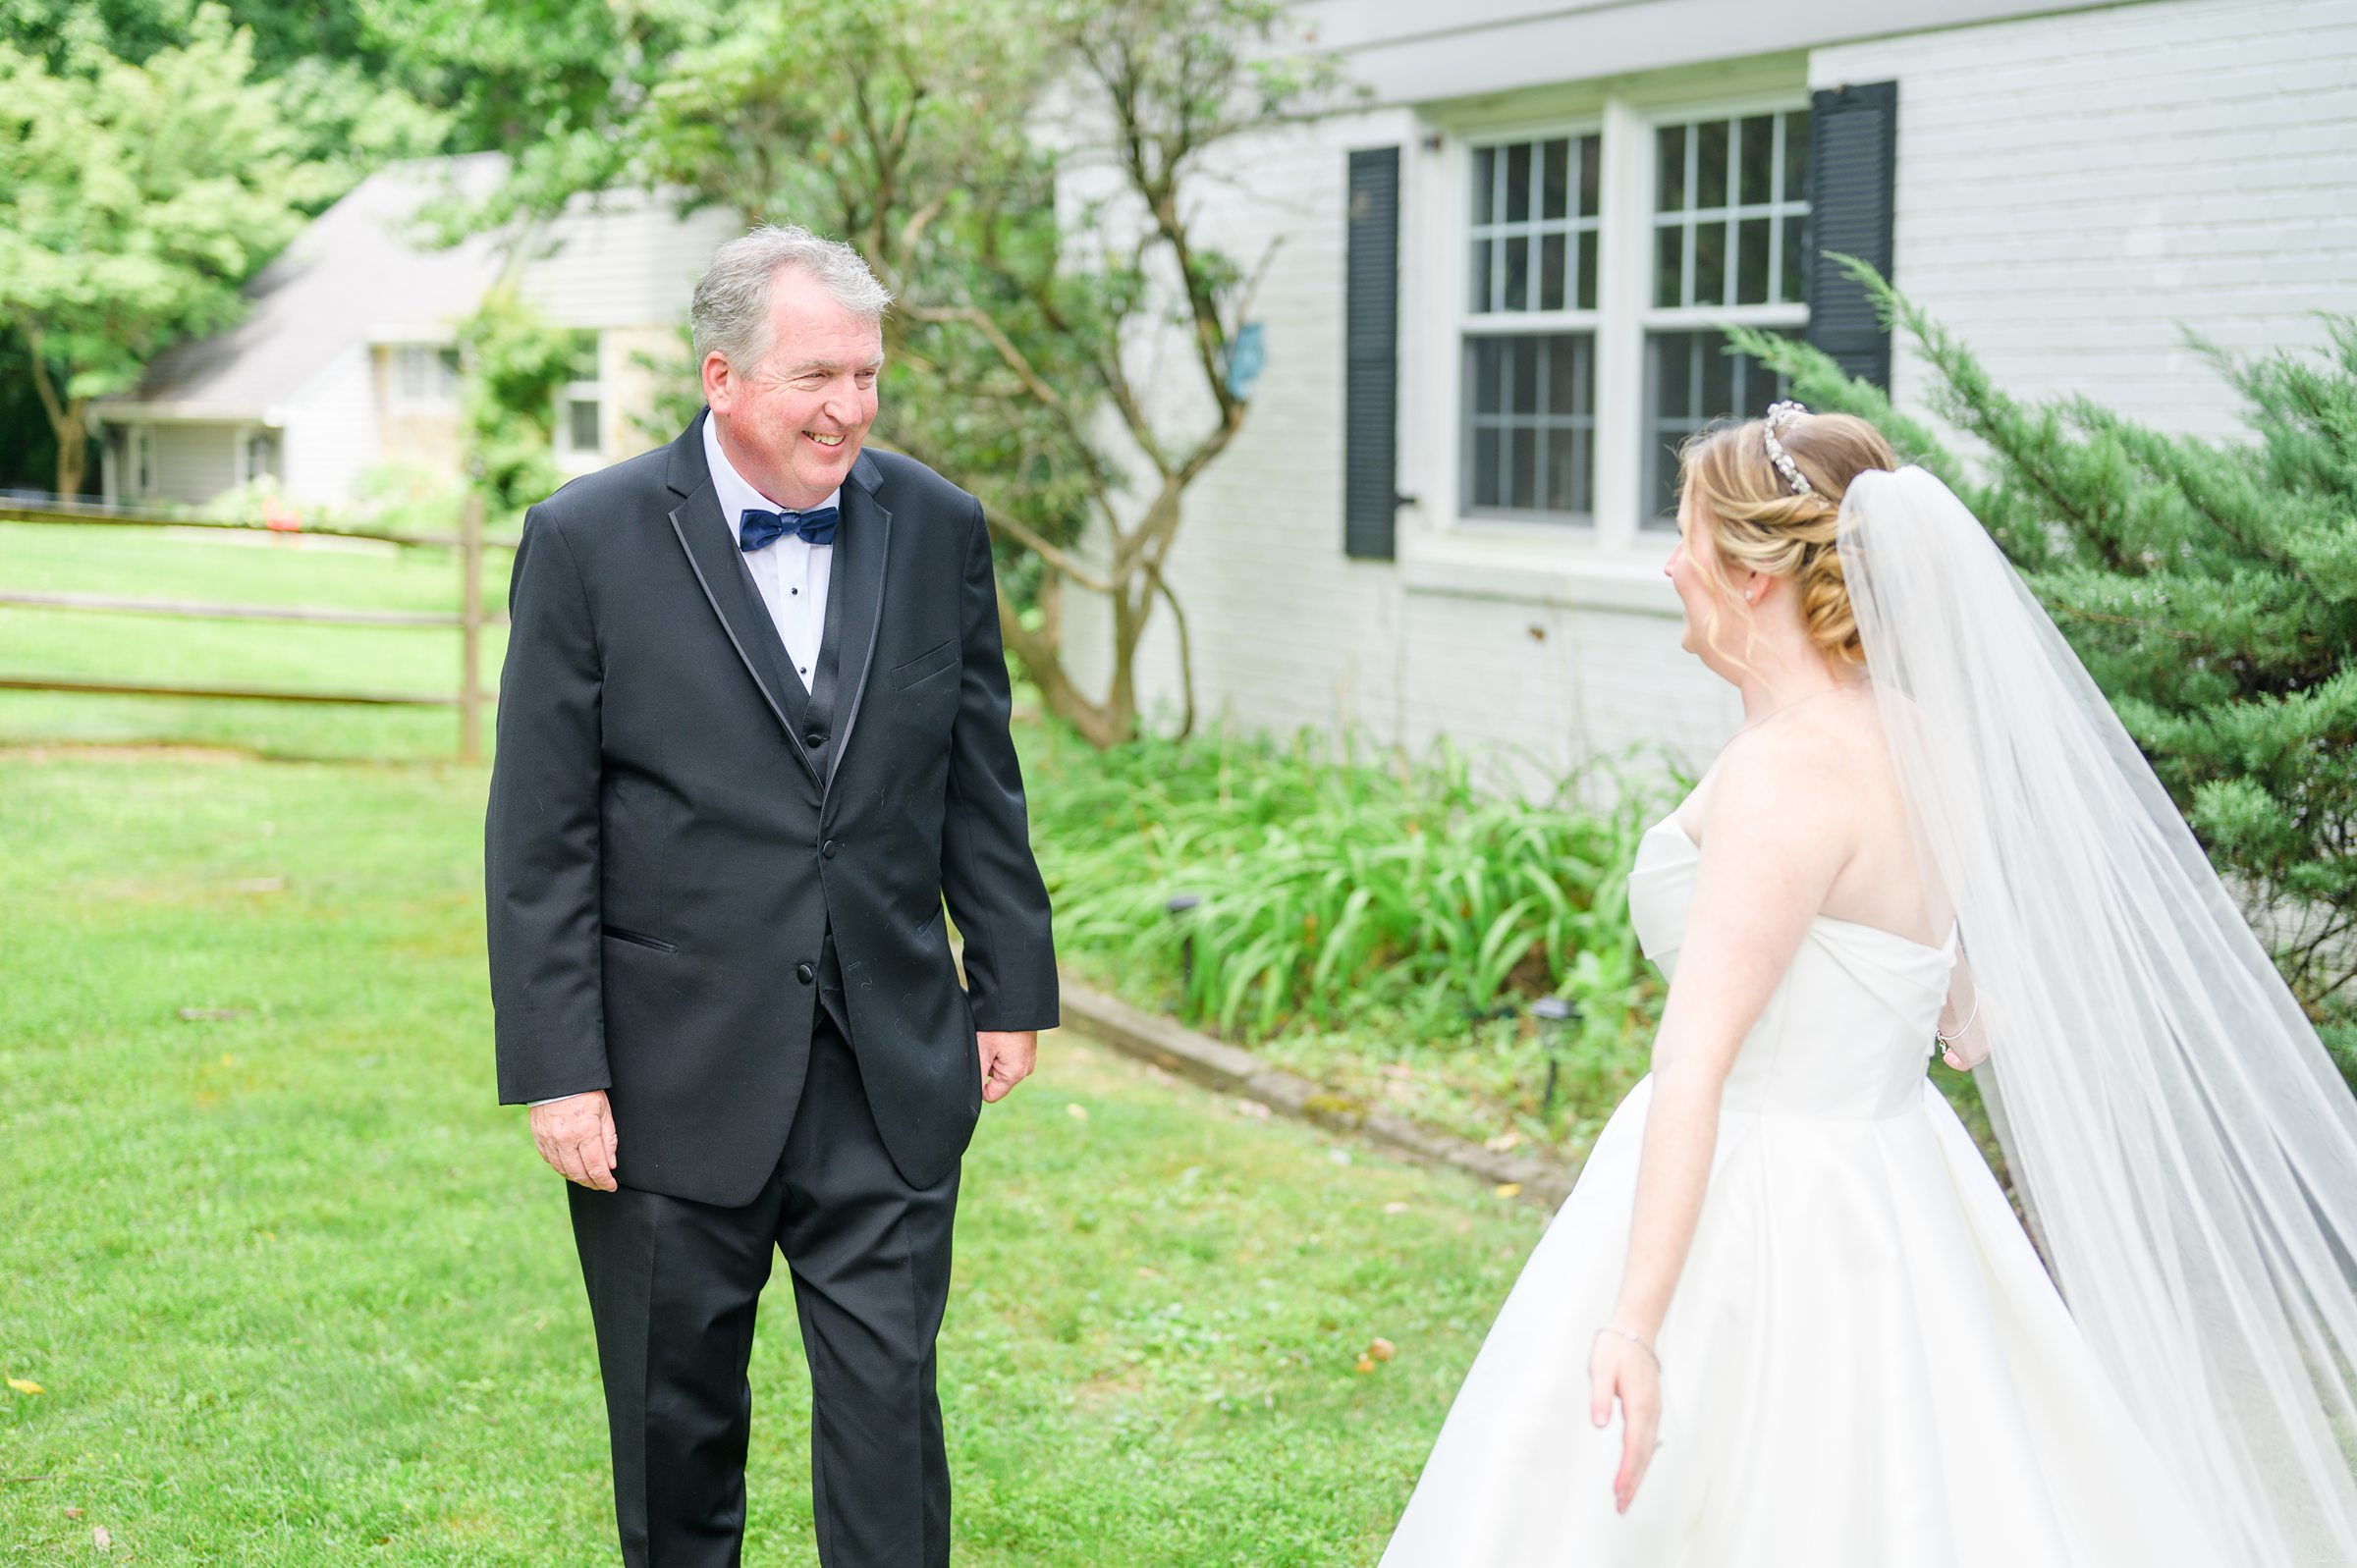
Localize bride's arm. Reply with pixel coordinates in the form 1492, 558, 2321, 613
1590, 727, 1851, 1510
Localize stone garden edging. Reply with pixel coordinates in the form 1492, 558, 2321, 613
1056, 977, 1577, 1211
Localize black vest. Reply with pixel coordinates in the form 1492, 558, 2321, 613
775, 540, 849, 776
772, 543, 852, 1026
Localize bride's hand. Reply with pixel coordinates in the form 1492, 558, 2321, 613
1939, 968, 1985, 1070
1587, 1327, 1662, 1514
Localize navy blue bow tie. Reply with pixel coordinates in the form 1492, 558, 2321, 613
739, 505, 840, 552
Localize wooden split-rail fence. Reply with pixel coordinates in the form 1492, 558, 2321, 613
0, 495, 513, 760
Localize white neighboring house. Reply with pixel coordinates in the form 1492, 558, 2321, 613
91, 153, 740, 512
1061, 0, 2357, 778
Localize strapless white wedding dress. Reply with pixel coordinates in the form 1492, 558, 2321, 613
1378, 815, 2228, 1566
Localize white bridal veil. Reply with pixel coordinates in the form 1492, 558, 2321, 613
1838, 465, 2357, 1566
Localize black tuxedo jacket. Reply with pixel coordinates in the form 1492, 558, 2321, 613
485, 412, 1058, 1205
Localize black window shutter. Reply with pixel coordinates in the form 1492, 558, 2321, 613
1344, 146, 1400, 561
1805, 81, 1898, 389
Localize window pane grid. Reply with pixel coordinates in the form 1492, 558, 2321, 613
1653, 110, 1809, 310
1642, 330, 1791, 527
391, 344, 461, 404
1470, 134, 1603, 315
1465, 333, 1594, 516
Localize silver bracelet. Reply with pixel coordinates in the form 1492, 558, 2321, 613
1938, 997, 1980, 1047
1595, 1325, 1660, 1367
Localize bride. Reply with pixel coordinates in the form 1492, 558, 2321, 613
1378, 405, 2357, 1565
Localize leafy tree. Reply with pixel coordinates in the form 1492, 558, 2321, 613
414, 0, 1347, 746
456, 289, 588, 520
0, 7, 345, 497
955, 0, 1347, 745
625, 323, 705, 453
1731, 270, 2357, 1075
2, 0, 451, 170
352, 0, 707, 227
1, 0, 378, 75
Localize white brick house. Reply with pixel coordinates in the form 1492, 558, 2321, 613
91, 154, 739, 514
1062, 0, 2357, 779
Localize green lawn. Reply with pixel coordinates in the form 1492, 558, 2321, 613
0, 749, 1542, 1566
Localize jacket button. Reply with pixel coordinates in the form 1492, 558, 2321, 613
822, 838, 838, 859
795, 960, 815, 985
805, 730, 825, 748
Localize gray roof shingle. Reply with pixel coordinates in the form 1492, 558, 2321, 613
98, 154, 511, 420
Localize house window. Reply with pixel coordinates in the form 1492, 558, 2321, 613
1447, 102, 1811, 544
565, 397, 601, 452
130, 425, 153, 498
242, 429, 280, 485
391, 345, 461, 406
1462, 132, 1601, 522
558, 332, 603, 460
1641, 109, 1807, 528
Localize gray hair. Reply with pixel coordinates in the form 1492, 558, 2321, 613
690, 224, 894, 373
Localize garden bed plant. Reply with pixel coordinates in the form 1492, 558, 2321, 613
1018, 721, 1678, 1166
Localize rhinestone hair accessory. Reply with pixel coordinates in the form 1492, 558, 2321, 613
1762, 400, 1815, 496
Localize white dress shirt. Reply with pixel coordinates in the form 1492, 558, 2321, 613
529, 420, 843, 1108
702, 410, 840, 690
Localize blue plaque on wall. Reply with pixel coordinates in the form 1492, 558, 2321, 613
1226, 321, 1266, 402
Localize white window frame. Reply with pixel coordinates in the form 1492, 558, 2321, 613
387, 343, 461, 409
555, 333, 605, 469
1403, 87, 1813, 604
1457, 120, 1608, 533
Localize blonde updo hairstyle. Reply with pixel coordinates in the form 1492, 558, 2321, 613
1675, 409, 1899, 672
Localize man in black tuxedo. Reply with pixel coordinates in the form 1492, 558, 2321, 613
485, 224, 1058, 1568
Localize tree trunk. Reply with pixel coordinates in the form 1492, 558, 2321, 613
22, 330, 89, 498
995, 584, 1137, 748
54, 409, 87, 499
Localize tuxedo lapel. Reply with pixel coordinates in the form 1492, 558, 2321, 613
823, 452, 893, 799
663, 416, 821, 784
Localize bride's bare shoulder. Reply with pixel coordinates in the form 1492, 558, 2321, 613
1678, 685, 1893, 844
1695, 716, 1859, 853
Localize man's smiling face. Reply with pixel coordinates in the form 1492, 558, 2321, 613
703, 265, 882, 510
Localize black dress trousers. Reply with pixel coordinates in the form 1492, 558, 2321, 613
567, 1008, 959, 1568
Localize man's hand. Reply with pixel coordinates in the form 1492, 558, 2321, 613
976, 1030, 1037, 1105
531, 1090, 619, 1190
